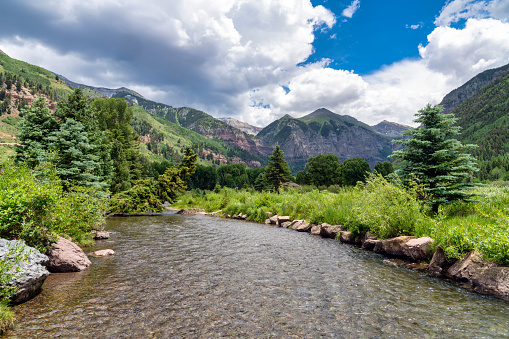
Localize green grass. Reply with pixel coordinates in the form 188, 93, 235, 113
0, 301, 14, 334
173, 176, 509, 265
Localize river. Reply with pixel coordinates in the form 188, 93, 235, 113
7, 214, 509, 338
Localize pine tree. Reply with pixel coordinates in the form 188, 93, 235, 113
265, 145, 292, 193
179, 146, 198, 184
391, 104, 479, 213
15, 97, 59, 168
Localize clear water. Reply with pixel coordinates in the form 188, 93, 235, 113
7, 215, 509, 338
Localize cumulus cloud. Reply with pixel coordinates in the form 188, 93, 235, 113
1, 0, 509, 129
342, 0, 361, 18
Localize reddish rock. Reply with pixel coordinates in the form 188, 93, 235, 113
321, 223, 342, 238
46, 236, 92, 273
281, 221, 292, 228
362, 238, 380, 251
428, 246, 457, 276
91, 249, 115, 257
310, 224, 322, 235
339, 231, 353, 243
277, 216, 291, 226
373, 236, 416, 257
404, 237, 434, 261
292, 220, 311, 232
447, 251, 509, 297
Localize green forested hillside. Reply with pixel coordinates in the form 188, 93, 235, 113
451, 72, 509, 180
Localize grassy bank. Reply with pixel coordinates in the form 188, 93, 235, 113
173, 175, 509, 266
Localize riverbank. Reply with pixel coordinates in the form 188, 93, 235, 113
172, 177, 509, 299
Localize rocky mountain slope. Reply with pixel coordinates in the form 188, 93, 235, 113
258, 108, 395, 168
371, 120, 411, 138
440, 62, 509, 114
218, 117, 263, 136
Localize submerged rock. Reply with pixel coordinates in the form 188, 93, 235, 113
93, 230, 110, 240
0, 239, 49, 304
90, 249, 115, 257
46, 236, 92, 273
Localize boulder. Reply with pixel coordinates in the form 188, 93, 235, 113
362, 238, 380, 251
447, 251, 509, 297
292, 220, 311, 232
281, 221, 292, 228
46, 236, 92, 273
321, 224, 342, 239
404, 237, 434, 261
90, 249, 115, 257
339, 231, 363, 244
373, 236, 416, 257
310, 224, 322, 235
428, 245, 457, 276
176, 208, 205, 215
277, 216, 291, 226
0, 239, 49, 304
268, 215, 279, 225
93, 230, 110, 240
264, 219, 272, 225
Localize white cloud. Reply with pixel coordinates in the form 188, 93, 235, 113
342, 0, 360, 18
406, 24, 421, 29
435, 0, 508, 26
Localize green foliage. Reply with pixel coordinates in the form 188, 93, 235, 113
341, 157, 371, 186
374, 161, 394, 178
157, 167, 186, 202
392, 104, 479, 213
188, 165, 217, 190
0, 161, 106, 251
179, 146, 198, 183
352, 174, 427, 238
0, 300, 14, 334
265, 145, 292, 193
304, 154, 342, 187
108, 179, 163, 214
217, 164, 249, 189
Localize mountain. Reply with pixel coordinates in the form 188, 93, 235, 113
257, 108, 395, 169
112, 91, 272, 158
56, 74, 142, 99
440, 62, 509, 114
371, 120, 411, 138
218, 117, 263, 136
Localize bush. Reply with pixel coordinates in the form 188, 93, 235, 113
0, 161, 106, 251
351, 174, 426, 238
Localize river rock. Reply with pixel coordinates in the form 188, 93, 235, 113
428, 245, 457, 276
91, 249, 115, 257
281, 221, 292, 228
176, 208, 205, 215
321, 223, 342, 239
93, 230, 110, 240
310, 224, 322, 235
373, 236, 416, 257
404, 237, 434, 261
268, 215, 279, 225
292, 220, 311, 232
264, 219, 272, 225
0, 239, 50, 304
447, 251, 509, 297
362, 238, 380, 250
46, 236, 92, 273
277, 216, 291, 226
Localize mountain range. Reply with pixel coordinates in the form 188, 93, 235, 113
1, 50, 509, 175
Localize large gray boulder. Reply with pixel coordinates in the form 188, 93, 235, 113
46, 236, 92, 273
373, 236, 416, 257
404, 237, 434, 261
0, 239, 49, 304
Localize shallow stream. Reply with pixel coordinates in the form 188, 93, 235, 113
7, 214, 509, 338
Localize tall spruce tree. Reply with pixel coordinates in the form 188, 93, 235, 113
391, 104, 479, 213
15, 97, 58, 168
265, 145, 292, 193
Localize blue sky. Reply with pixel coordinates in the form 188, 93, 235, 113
0, 0, 508, 126
308, 0, 447, 74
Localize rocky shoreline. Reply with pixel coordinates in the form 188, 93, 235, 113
178, 208, 509, 301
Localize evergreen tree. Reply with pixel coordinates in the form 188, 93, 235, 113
47, 119, 103, 189
391, 104, 479, 213
179, 146, 198, 184
15, 97, 58, 168
265, 145, 292, 193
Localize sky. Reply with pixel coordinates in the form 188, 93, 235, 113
1, 0, 509, 127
